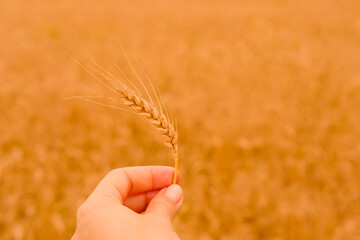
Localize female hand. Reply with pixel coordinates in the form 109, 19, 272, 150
72, 166, 183, 240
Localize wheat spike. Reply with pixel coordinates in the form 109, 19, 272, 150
118, 88, 179, 184
72, 54, 179, 184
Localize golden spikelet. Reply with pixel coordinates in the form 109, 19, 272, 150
71, 53, 179, 184
118, 88, 179, 184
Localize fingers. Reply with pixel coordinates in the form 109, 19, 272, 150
146, 184, 184, 222
89, 166, 179, 204
123, 189, 159, 213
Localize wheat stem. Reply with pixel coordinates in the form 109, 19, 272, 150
117, 88, 179, 184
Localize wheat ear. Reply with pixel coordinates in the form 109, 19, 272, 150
72, 55, 179, 184
118, 88, 179, 184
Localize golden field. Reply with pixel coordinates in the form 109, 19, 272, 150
1, 0, 360, 239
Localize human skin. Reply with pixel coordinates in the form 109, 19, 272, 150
72, 166, 183, 240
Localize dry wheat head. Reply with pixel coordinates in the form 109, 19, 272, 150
118, 88, 179, 184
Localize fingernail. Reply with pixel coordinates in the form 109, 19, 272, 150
176, 196, 184, 211
164, 184, 183, 203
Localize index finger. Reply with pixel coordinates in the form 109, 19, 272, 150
88, 166, 179, 204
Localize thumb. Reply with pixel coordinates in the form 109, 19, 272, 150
145, 184, 184, 221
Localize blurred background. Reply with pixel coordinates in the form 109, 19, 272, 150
1, 0, 360, 239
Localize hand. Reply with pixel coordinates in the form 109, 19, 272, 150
72, 166, 183, 240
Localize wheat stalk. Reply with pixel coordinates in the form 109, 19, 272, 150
71, 53, 179, 184
117, 88, 179, 184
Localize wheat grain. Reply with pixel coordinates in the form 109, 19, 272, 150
74, 54, 179, 184
117, 88, 179, 184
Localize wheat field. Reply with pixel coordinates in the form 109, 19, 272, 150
1, 0, 360, 239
